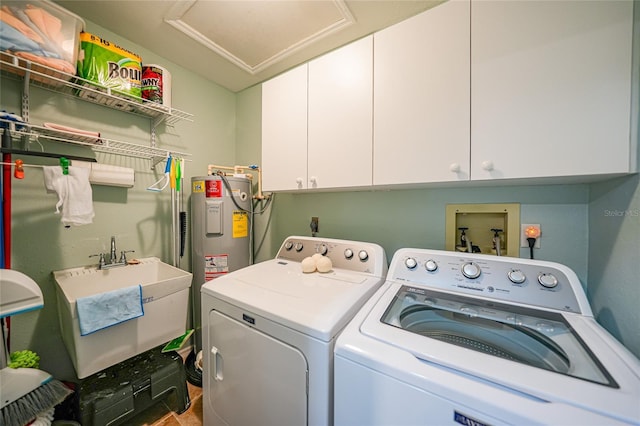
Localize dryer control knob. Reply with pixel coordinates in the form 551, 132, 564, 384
405, 257, 418, 270
319, 244, 328, 255
425, 259, 438, 272
358, 250, 369, 262
538, 273, 558, 288
508, 269, 526, 284
294, 242, 304, 252
344, 249, 354, 259
461, 262, 482, 279
284, 241, 293, 251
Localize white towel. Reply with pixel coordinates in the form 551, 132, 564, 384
76, 285, 144, 336
43, 165, 95, 227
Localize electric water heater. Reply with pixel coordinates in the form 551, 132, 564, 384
191, 175, 251, 351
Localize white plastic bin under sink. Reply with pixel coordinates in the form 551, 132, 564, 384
53, 257, 192, 379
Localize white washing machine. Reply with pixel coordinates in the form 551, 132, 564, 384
335, 248, 640, 425
201, 236, 387, 426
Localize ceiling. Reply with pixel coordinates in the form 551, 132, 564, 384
55, 0, 442, 93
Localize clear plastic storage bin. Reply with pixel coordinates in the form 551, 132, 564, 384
0, 0, 85, 81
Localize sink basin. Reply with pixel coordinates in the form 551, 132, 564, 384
54, 257, 192, 378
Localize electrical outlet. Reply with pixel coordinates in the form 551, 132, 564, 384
521, 224, 541, 248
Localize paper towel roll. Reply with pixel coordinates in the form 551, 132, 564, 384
73, 161, 135, 188
141, 64, 172, 110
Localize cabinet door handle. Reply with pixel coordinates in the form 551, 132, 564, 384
449, 163, 461, 173
211, 346, 223, 381
309, 176, 318, 187
481, 160, 494, 171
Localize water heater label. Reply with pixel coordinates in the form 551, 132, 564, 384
204, 254, 228, 281
232, 211, 248, 238
206, 180, 223, 198
192, 180, 205, 193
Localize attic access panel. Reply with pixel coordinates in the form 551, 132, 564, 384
165, 0, 355, 75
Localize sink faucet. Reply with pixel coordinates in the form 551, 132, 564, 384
110, 236, 118, 264
90, 236, 135, 269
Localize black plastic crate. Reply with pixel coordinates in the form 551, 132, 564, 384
75, 345, 190, 426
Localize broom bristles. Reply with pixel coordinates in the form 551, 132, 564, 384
0, 379, 72, 426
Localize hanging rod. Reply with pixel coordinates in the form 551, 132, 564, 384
0, 148, 97, 163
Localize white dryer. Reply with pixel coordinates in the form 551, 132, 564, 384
201, 236, 387, 426
335, 248, 640, 425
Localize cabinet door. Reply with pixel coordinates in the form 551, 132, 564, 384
471, 0, 635, 180
262, 63, 308, 191
374, 0, 470, 185
308, 36, 373, 189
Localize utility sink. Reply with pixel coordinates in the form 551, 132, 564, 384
53, 257, 192, 379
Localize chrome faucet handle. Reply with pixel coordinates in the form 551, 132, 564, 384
89, 253, 106, 268
119, 250, 135, 264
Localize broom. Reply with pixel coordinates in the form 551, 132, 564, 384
0, 367, 72, 426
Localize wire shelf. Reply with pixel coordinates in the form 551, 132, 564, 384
0, 52, 193, 125
1, 122, 190, 165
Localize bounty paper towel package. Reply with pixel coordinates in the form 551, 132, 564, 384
77, 32, 142, 100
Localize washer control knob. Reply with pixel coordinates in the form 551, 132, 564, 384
319, 244, 328, 255
425, 259, 438, 272
344, 248, 354, 259
538, 273, 559, 288
294, 242, 304, 252
284, 241, 293, 251
405, 257, 418, 270
358, 250, 369, 262
461, 262, 482, 279
508, 269, 526, 284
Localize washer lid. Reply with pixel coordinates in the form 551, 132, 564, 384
201, 259, 385, 341
358, 282, 640, 423
381, 285, 615, 386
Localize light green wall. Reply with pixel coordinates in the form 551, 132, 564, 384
1, 21, 237, 380
585, 0, 640, 357
235, 85, 275, 263
268, 186, 589, 277
588, 171, 640, 357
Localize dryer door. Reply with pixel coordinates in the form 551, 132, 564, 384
207, 310, 308, 426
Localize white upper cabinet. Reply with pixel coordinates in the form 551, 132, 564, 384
262, 37, 373, 192
262, 63, 308, 192
308, 36, 373, 189
261, 0, 637, 192
373, 0, 471, 186
471, 0, 637, 181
